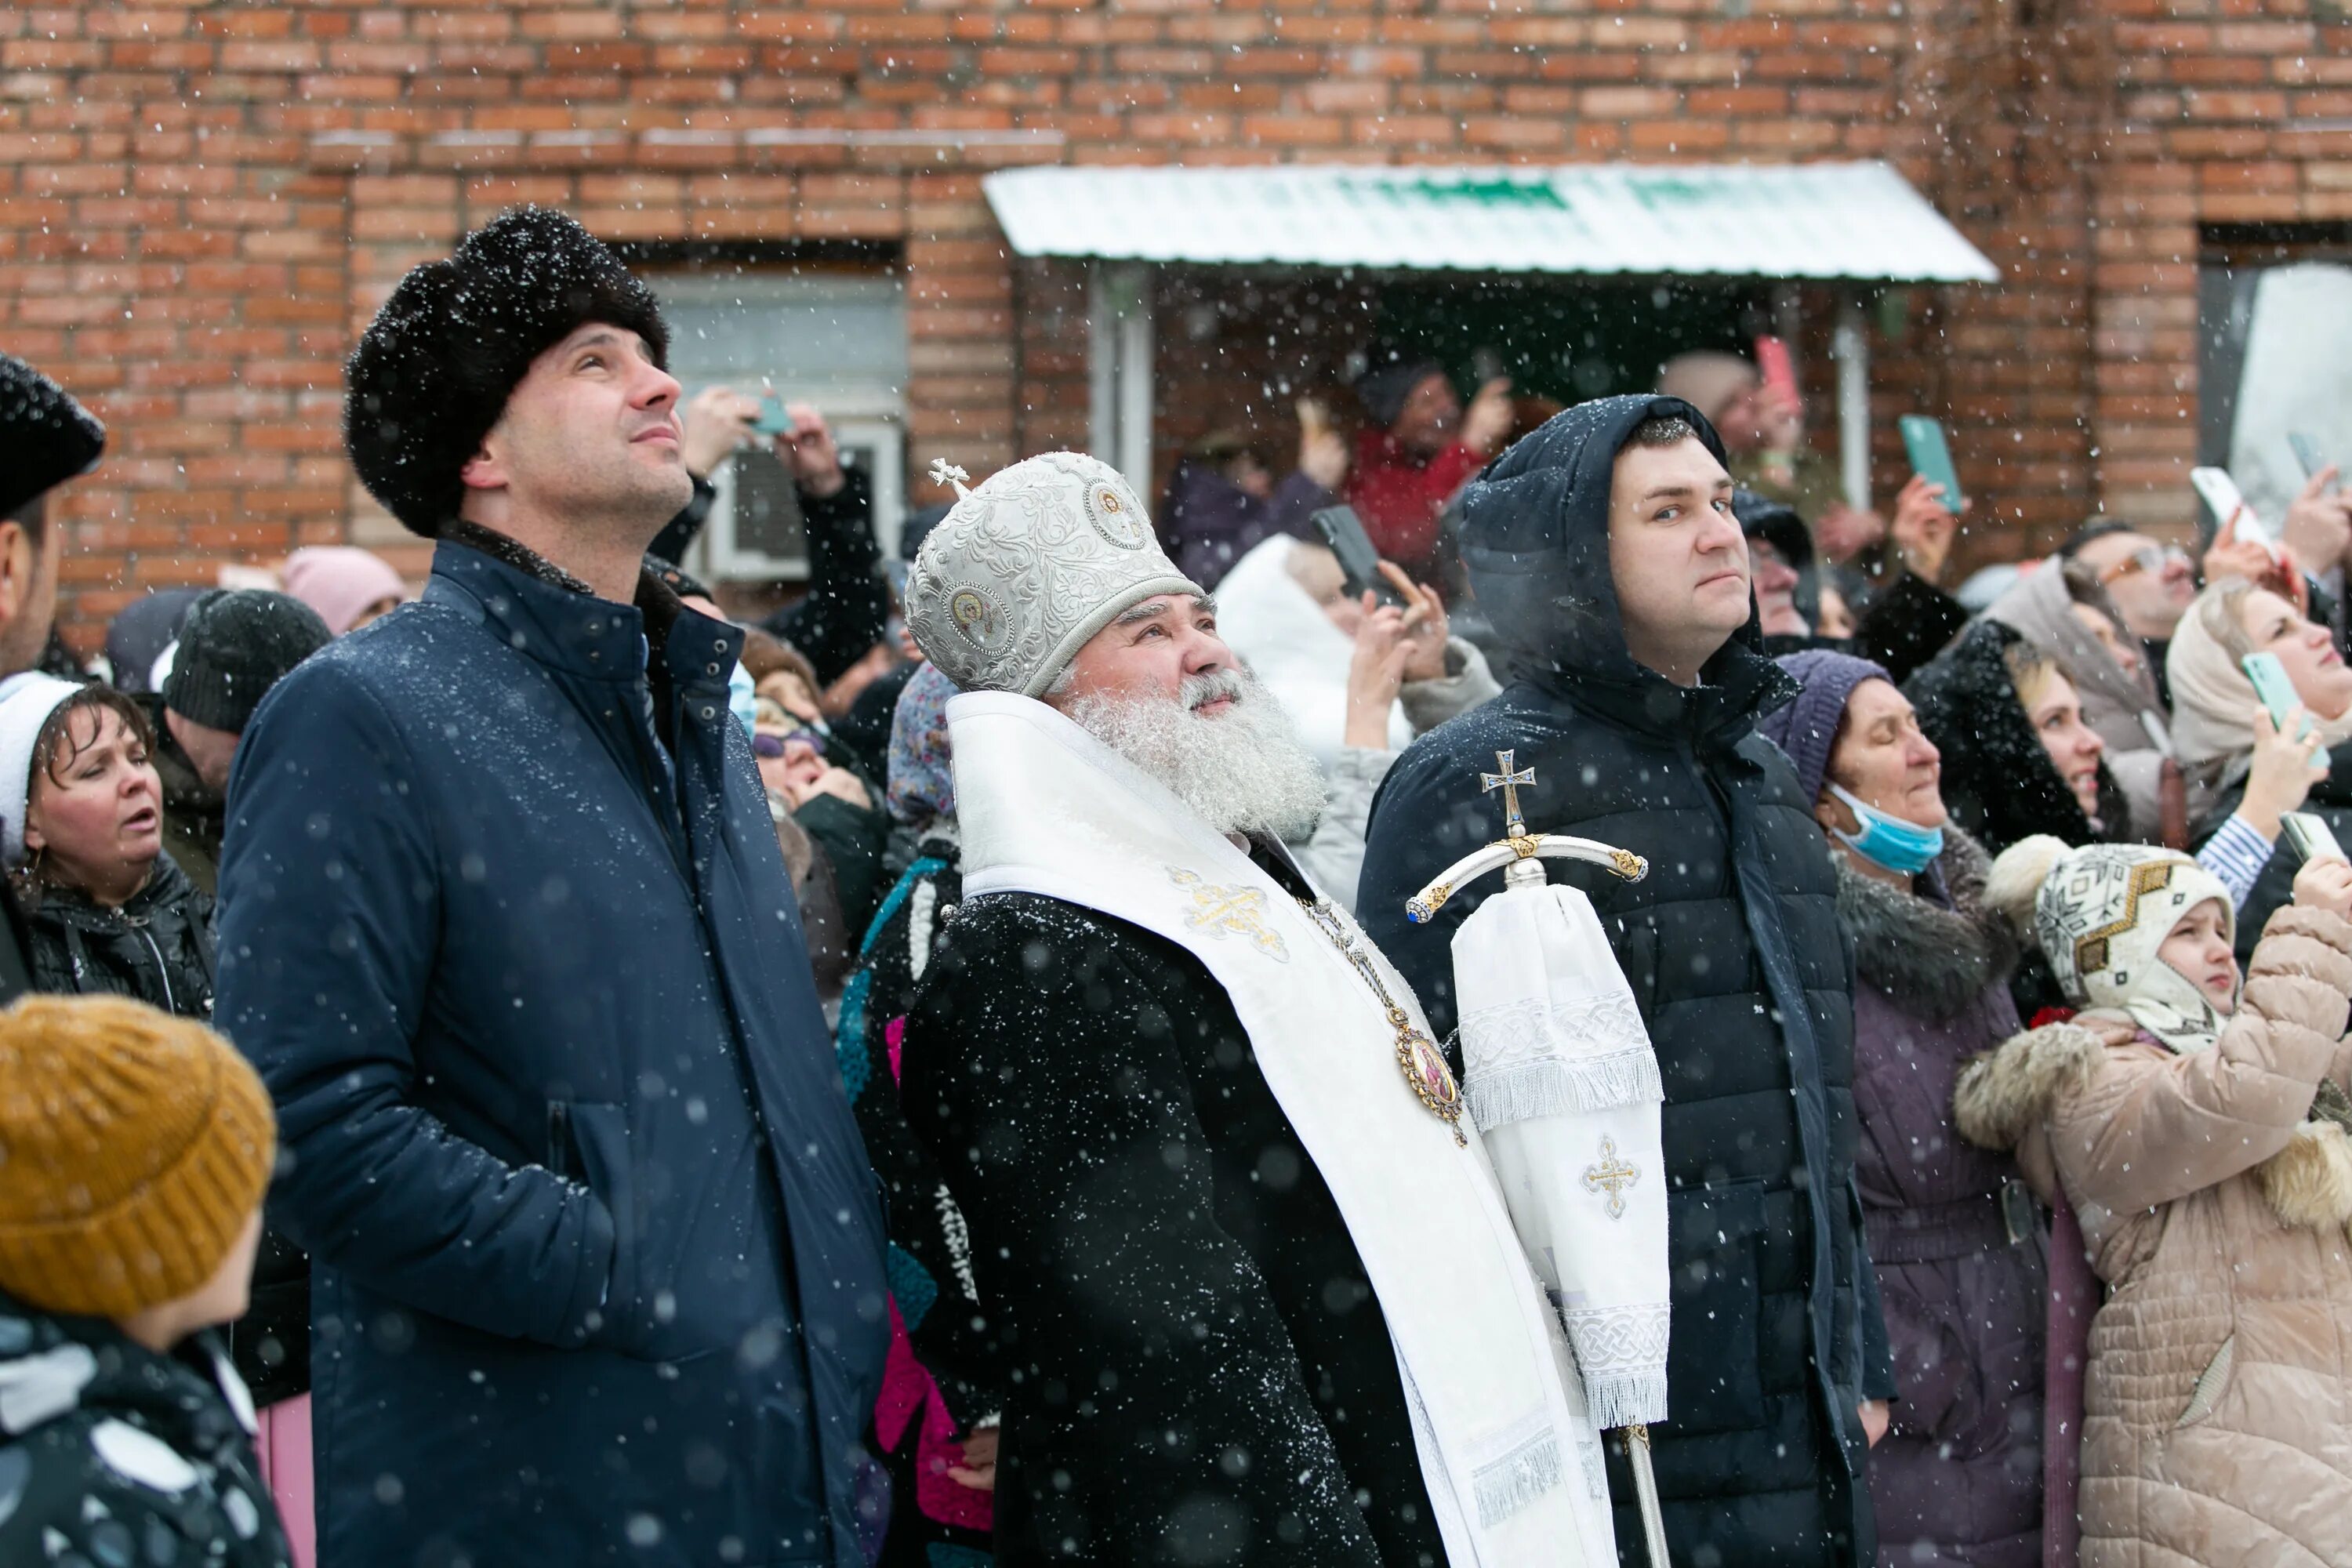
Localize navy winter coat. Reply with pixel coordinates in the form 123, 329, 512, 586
1358, 395, 1894, 1566
214, 537, 889, 1568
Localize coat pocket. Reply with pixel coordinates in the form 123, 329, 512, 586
556, 1102, 645, 1353
1664, 1181, 1769, 1435
2173, 1333, 2237, 1429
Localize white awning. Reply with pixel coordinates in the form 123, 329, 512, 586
983, 162, 1998, 285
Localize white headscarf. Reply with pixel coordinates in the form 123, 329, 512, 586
1209, 535, 1410, 773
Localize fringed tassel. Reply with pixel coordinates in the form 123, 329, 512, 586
1581, 1371, 1668, 1432
1462, 1049, 1664, 1130
1468, 1425, 1564, 1529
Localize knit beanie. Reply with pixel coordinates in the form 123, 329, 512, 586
0, 673, 88, 868
1354, 358, 1447, 430
1755, 649, 1893, 809
0, 995, 276, 1319
0, 352, 106, 519
906, 453, 1201, 699
280, 546, 408, 637
344, 207, 670, 538
163, 590, 330, 736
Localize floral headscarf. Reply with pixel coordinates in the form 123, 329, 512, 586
887, 661, 958, 829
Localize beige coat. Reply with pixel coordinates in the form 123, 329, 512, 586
1955, 905, 2352, 1567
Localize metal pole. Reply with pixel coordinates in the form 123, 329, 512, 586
1834, 293, 1871, 512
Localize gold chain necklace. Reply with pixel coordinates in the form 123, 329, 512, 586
1296, 897, 1467, 1146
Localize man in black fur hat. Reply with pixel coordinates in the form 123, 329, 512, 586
215, 209, 887, 1568
0, 351, 104, 999
1359, 395, 1893, 1566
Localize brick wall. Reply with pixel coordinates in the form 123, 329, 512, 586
4, 0, 2345, 647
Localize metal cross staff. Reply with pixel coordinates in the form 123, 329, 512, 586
1480, 749, 1536, 839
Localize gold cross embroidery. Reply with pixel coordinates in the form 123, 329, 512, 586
1481, 750, 1537, 837
1167, 868, 1290, 963
1581, 1136, 1640, 1221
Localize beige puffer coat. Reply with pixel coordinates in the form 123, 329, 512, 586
1955, 903, 2352, 1567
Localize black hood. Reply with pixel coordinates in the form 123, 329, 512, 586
1459, 392, 1791, 741
1904, 617, 2129, 855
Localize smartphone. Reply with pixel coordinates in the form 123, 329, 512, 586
1898, 416, 1966, 514
1755, 335, 1798, 406
2245, 651, 2331, 768
2289, 431, 2338, 492
1309, 505, 1404, 608
2191, 465, 2271, 546
2284, 811, 2348, 866
752, 391, 792, 437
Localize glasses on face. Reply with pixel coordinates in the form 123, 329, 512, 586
2097, 544, 2190, 583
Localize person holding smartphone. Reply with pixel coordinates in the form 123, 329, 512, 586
2169, 576, 2352, 960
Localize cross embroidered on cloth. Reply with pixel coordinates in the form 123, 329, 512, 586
1581, 1137, 1640, 1220
1167, 867, 1289, 962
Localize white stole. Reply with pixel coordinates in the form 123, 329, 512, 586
1452, 883, 1672, 1431
948, 691, 1612, 1567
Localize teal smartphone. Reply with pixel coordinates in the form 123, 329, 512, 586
752, 392, 791, 437
2245, 651, 2330, 768
1899, 416, 1965, 513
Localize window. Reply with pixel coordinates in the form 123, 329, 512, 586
648, 263, 909, 580
2200, 226, 2352, 532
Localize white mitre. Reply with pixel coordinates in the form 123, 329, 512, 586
906, 452, 1202, 698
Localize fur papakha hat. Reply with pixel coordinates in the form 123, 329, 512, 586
343, 207, 670, 539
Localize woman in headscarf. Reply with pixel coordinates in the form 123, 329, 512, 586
1210, 532, 1497, 909
1905, 619, 2130, 856
1985, 557, 2176, 841
1957, 834, 2352, 1567
1759, 650, 2046, 1567
833, 662, 996, 1566
2169, 576, 2352, 959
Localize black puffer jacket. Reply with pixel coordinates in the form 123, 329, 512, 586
1359, 394, 1892, 1566
24, 851, 214, 1017
1903, 618, 2131, 858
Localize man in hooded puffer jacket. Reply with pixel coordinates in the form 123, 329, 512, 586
1359, 395, 1893, 1565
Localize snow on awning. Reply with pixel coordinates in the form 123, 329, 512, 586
983, 162, 1999, 285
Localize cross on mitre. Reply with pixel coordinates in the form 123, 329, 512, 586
1480, 750, 1536, 838
927, 458, 973, 499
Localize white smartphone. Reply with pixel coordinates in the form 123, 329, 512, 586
2283, 810, 2347, 866
2192, 465, 2274, 549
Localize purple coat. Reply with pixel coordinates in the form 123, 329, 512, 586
1158, 461, 1334, 589
1842, 833, 2047, 1568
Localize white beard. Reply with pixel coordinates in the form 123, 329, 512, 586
1065, 668, 1328, 842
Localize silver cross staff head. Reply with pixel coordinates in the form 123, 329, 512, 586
1479, 750, 1536, 838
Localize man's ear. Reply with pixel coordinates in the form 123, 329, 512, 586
0, 518, 34, 635
459, 426, 507, 493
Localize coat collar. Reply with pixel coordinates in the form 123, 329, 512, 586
1835, 829, 2017, 1024
428, 528, 740, 699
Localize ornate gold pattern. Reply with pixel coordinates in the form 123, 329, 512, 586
1167, 868, 1289, 962
1607, 848, 1648, 883
1581, 1135, 1641, 1220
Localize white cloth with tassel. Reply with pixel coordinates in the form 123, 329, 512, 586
1452, 879, 1672, 1432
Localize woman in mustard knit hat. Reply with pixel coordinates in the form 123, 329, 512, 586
0, 993, 290, 1568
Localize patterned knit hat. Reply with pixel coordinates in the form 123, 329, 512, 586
0, 996, 276, 1318
886, 660, 958, 827
906, 452, 1200, 699
1991, 835, 2236, 1054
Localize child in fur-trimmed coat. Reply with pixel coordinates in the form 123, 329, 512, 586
1957, 835, 2352, 1568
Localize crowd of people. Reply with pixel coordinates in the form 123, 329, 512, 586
4, 205, 2352, 1568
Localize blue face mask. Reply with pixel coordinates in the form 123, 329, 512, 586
1827, 783, 1944, 875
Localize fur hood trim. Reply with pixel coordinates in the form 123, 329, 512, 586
1953, 1020, 2106, 1154
1960, 1022, 2352, 1234
1836, 828, 2016, 1023
2259, 1120, 2352, 1232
